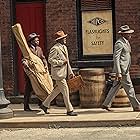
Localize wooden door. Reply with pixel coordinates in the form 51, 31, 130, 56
16, 2, 46, 94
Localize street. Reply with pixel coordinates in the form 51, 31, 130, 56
0, 127, 140, 140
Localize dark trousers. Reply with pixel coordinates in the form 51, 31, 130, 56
24, 73, 42, 109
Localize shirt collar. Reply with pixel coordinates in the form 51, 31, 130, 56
30, 44, 36, 50
122, 37, 129, 44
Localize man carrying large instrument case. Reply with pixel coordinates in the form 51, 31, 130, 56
22, 32, 49, 111
12, 23, 53, 111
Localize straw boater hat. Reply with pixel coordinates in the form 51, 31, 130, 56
54, 30, 67, 41
27, 33, 40, 42
118, 25, 134, 34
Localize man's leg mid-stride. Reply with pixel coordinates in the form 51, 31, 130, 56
102, 81, 121, 110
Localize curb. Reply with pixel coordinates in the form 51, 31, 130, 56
0, 119, 140, 128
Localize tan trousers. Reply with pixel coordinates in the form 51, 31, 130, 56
43, 79, 73, 112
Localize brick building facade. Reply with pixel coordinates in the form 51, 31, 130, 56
0, 0, 140, 96
0, 0, 15, 95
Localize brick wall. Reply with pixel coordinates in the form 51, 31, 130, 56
115, 0, 140, 77
46, 0, 140, 75
45, 0, 78, 63
0, 0, 15, 95
0, 0, 140, 95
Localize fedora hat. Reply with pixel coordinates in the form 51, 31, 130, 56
27, 33, 40, 42
118, 25, 134, 34
54, 30, 67, 41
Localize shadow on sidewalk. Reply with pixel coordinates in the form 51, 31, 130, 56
77, 110, 106, 114
13, 110, 67, 117
13, 110, 40, 117
78, 109, 133, 114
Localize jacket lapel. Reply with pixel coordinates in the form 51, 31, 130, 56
30, 47, 37, 55
121, 37, 131, 52
57, 43, 67, 57
126, 41, 131, 52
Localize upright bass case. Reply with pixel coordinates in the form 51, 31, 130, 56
12, 23, 53, 101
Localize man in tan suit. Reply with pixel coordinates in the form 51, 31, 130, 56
102, 25, 140, 112
40, 30, 78, 116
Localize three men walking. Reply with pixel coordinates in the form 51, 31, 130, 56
23, 25, 140, 115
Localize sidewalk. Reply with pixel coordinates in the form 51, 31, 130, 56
0, 104, 140, 128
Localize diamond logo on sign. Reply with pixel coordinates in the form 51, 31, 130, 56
88, 17, 106, 26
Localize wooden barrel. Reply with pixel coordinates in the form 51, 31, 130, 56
79, 68, 106, 108
56, 68, 80, 107
132, 77, 140, 102
112, 88, 131, 107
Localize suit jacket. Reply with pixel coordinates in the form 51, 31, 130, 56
29, 45, 48, 68
113, 37, 131, 75
48, 43, 73, 80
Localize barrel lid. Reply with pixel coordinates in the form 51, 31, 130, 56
79, 68, 105, 76
80, 68, 104, 72
72, 68, 79, 71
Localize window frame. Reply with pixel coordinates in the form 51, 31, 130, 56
76, 0, 116, 67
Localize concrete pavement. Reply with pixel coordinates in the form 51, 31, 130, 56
0, 104, 140, 128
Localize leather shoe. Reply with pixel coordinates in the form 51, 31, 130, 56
67, 111, 78, 116
101, 105, 111, 111
40, 104, 49, 114
133, 106, 140, 112
24, 107, 33, 111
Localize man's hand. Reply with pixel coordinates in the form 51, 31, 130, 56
63, 59, 68, 65
115, 73, 122, 81
44, 65, 49, 73
22, 59, 29, 69
69, 74, 75, 79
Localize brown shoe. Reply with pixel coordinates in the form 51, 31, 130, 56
67, 111, 78, 116
24, 107, 33, 111
133, 106, 140, 112
40, 104, 50, 114
101, 105, 112, 111
24, 105, 33, 111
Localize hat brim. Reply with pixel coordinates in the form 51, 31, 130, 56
55, 34, 67, 41
118, 29, 134, 34
28, 35, 40, 41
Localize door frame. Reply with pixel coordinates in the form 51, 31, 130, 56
10, 0, 47, 95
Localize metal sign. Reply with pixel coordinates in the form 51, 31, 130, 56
82, 10, 113, 55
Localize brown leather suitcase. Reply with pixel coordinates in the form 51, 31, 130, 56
67, 75, 84, 93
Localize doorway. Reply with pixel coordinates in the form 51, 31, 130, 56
16, 1, 46, 94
